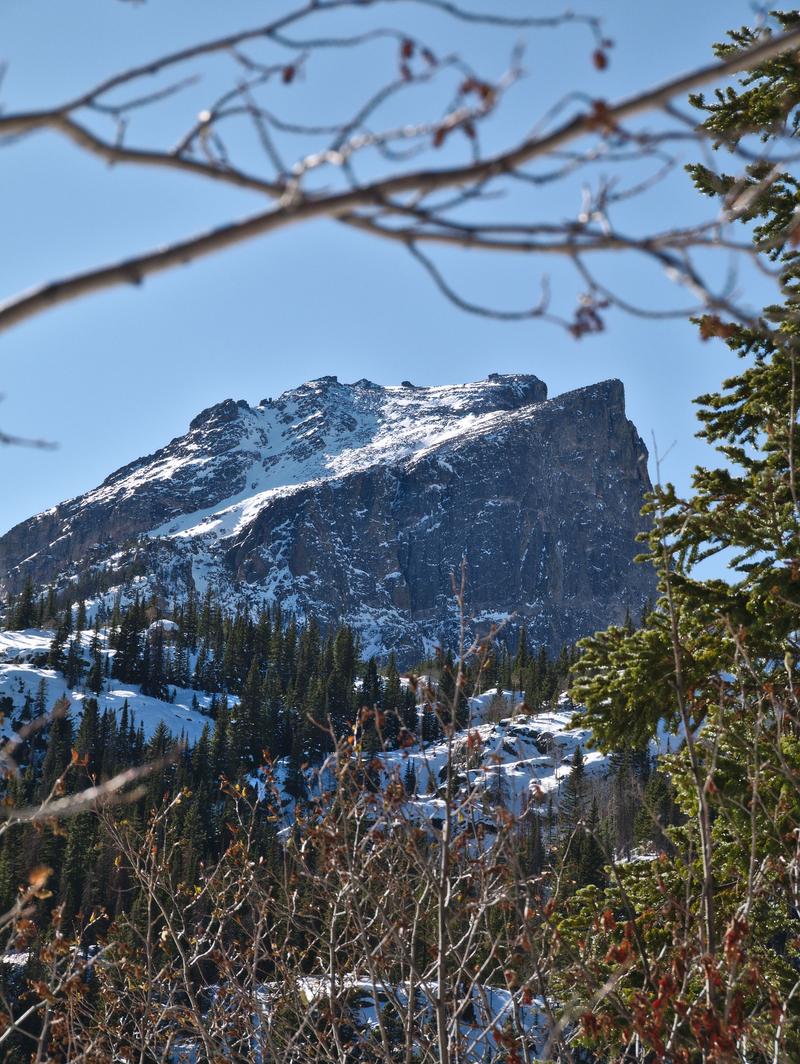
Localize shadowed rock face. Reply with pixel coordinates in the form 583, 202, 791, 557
0, 374, 655, 661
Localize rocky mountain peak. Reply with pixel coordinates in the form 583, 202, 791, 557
188, 397, 251, 432
0, 372, 655, 662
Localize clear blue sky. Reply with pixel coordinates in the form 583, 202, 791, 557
0, 0, 763, 545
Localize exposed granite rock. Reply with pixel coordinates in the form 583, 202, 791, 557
0, 374, 655, 661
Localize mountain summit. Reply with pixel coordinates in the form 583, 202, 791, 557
1, 374, 655, 660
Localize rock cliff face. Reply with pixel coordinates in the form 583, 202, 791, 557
0, 374, 655, 660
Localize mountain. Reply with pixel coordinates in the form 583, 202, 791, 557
0, 373, 655, 661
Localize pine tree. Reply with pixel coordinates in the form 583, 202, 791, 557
210, 704, 229, 781
560, 18, 800, 1056
43, 586, 57, 627
558, 745, 586, 838
142, 623, 167, 699
114, 610, 142, 683
402, 759, 417, 796
381, 653, 402, 748
39, 703, 74, 797
362, 656, 381, 710
513, 625, 529, 678
86, 626, 104, 695
9, 576, 36, 631
75, 698, 100, 778
610, 748, 638, 857
633, 770, 676, 853
63, 636, 84, 689
235, 656, 266, 764
421, 700, 439, 745
325, 626, 355, 738
60, 814, 97, 925
520, 809, 544, 876
284, 732, 307, 801
47, 624, 68, 670
576, 798, 607, 889
34, 678, 47, 720
437, 649, 457, 728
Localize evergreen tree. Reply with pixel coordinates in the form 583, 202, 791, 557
60, 814, 97, 925
437, 649, 456, 727
47, 623, 68, 671
10, 577, 36, 631
235, 656, 266, 765
402, 759, 417, 796
210, 702, 230, 781
75, 698, 100, 778
284, 732, 307, 801
512, 624, 529, 678
633, 770, 677, 853
560, 19, 800, 1057
34, 678, 47, 720
142, 623, 167, 699
381, 653, 402, 748
325, 626, 356, 738
520, 809, 544, 876
63, 636, 84, 689
114, 609, 142, 683
576, 798, 607, 889
86, 626, 104, 695
362, 656, 381, 710
39, 702, 74, 797
421, 700, 439, 745
558, 746, 586, 840
609, 748, 639, 857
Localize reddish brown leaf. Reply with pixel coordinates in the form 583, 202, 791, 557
28, 865, 52, 890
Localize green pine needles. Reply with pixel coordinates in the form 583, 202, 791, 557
561, 12, 800, 1059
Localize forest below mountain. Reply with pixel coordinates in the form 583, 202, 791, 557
0, 588, 670, 1062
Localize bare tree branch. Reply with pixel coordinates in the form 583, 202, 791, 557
0, 10, 796, 335
0, 762, 160, 825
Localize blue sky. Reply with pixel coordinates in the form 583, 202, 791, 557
0, 0, 764, 542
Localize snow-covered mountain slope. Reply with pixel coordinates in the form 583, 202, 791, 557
0, 661, 211, 745
376, 698, 604, 823
0, 374, 655, 662
0, 628, 216, 745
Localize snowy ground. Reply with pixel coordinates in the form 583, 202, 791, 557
0, 627, 52, 661
262, 976, 549, 1061
0, 627, 217, 743
373, 693, 607, 827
